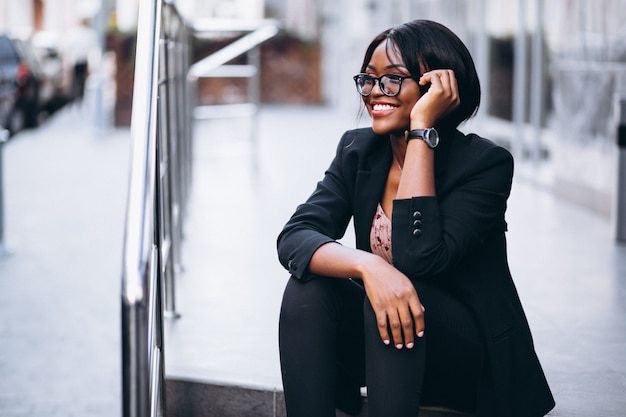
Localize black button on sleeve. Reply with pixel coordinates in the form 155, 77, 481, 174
411, 210, 423, 237
288, 259, 298, 272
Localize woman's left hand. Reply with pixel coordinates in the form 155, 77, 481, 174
410, 69, 460, 128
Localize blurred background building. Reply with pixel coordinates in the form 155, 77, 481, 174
1, 0, 625, 221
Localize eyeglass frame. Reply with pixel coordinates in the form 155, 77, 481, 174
352, 73, 421, 97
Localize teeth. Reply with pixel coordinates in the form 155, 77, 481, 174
373, 103, 396, 111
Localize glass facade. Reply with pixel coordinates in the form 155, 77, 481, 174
322, 0, 626, 217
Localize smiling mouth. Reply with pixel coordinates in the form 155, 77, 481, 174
372, 103, 397, 112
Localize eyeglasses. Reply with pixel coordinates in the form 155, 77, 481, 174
353, 73, 417, 97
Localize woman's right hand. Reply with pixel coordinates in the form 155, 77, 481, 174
409, 69, 460, 129
360, 256, 425, 349
308, 243, 425, 348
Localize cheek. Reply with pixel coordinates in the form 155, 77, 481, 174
362, 100, 373, 117
401, 82, 422, 101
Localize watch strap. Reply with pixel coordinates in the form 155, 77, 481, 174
405, 129, 427, 142
405, 128, 439, 148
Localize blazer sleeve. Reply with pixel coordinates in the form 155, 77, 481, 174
391, 140, 514, 280
276, 132, 355, 282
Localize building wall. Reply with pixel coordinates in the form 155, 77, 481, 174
541, 0, 626, 218
0, 0, 104, 34
0, 0, 34, 33
177, 0, 264, 23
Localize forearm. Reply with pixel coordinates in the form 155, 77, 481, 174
396, 138, 435, 198
396, 69, 459, 199
309, 241, 383, 280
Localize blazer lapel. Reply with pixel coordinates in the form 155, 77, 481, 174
349, 129, 457, 252
353, 139, 392, 252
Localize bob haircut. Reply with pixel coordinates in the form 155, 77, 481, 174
359, 20, 481, 130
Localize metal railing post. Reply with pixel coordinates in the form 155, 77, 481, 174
0, 128, 9, 257
616, 96, 626, 243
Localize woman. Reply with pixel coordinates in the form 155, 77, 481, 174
277, 20, 555, 417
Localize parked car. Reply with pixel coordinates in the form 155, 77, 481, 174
0, 32, 59, 135
32, 31, 73, 107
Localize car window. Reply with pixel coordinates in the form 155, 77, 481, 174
0, 36, 19, 61
12, 39, 43, 73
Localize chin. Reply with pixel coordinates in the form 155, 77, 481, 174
371, 123, 405, 137
371, 125, 386, 135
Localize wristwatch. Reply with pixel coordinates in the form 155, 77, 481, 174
405, 128, 439, 148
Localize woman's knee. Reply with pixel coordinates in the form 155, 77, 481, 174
279, 277, 364, 334
281, 277, 336, 318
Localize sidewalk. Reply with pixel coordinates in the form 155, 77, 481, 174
0, 104, 625, 416
0, 106, 128, 417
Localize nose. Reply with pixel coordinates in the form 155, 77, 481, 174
370, 78, 384, 95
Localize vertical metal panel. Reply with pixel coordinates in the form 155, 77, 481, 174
529, 0, 544, 163
616, 96, 626, 242
512, 0, 527, 158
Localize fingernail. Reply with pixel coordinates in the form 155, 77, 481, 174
383, 339, 390, 345
407, 342, 414, 349
395, 343, 403, 349
417, 331, 424, 338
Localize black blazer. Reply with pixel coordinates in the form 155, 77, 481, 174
277, 127, 555, 417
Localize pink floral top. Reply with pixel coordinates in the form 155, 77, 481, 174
370, 203, 393, 264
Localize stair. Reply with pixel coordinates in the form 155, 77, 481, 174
165, 377, 474, 417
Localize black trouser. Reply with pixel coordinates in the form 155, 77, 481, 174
278, 276, 484, 417
73, 61, 88, 100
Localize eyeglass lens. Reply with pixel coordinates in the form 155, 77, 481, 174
355, 75, 403, 97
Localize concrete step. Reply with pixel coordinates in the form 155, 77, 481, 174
165, 377, 473, 417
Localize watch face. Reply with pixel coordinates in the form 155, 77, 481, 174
425, 129, 439, 148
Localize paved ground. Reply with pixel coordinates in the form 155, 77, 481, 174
1, 103, 625, 416
0, 105, 128, 416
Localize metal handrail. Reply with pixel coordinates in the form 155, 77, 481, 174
188, 20, 279, 78
121, 2, 277, 415
189, 19, 279, 120
121, 0, 191, 415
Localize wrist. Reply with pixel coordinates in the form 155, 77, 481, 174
356, 252, 387, 281
409, 118, 434, 130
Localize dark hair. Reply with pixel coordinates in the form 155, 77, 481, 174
360, 20, 481, 129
